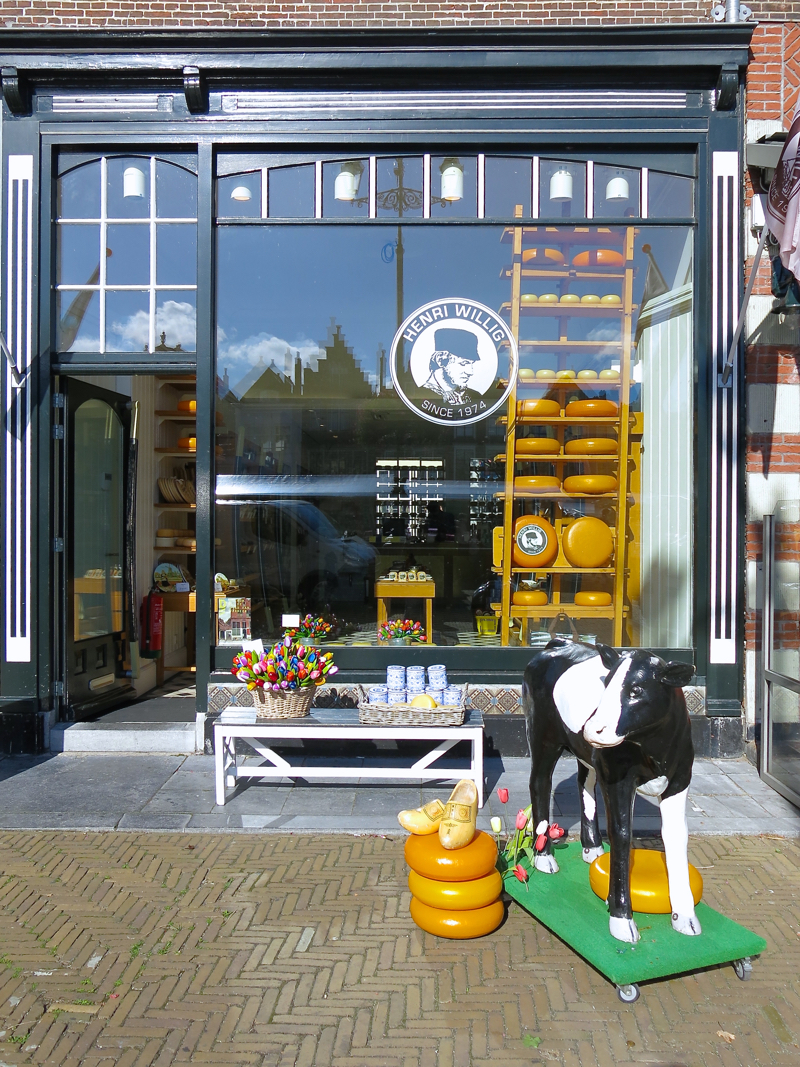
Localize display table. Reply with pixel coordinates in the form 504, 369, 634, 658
214, 707, 484, 806
375, 579, 435, 643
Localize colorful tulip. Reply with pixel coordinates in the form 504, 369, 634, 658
497, 788, 509, 804
511, 864, 529, 890
490, 816, 502, 833
515, 809, 528, 831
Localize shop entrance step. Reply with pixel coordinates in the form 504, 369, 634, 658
50, 720, 200, 754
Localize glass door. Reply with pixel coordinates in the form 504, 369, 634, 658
64, 379, 133, 717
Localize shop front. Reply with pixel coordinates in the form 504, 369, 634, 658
0, 26, 752, 754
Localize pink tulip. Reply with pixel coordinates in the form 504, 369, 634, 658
512, 864, 529, 889
497, 788, 509, 804
515, 810, 527, 831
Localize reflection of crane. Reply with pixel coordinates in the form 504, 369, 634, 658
59, 248, 112, 350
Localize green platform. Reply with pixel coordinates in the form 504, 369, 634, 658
503, 842, 767, 987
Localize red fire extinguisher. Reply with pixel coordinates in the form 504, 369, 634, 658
141, 591, 163, 659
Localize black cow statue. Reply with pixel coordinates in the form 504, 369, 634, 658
522, 638, 698, 944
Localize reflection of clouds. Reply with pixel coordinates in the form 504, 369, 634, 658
218, 332, 324, 391
585, 323, 622, 361
109, 299, 196, 350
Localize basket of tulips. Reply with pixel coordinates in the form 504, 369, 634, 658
231, 635, 338, 719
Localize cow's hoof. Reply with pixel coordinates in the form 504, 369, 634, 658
534, 853, 559, 874
582, 846, 604, 864
671, 912, 702, 936
609, 916, 640, 943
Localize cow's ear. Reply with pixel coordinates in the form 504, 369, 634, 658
658, 661, 695, 688
595, 642, 621, 670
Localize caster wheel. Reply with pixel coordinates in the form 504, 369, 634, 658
733, 957, 752, 981
617, 983, 640, 1003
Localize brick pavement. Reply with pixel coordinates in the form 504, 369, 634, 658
0, 832, 795, 1066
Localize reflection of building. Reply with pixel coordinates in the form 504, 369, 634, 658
376, 459, 444, 540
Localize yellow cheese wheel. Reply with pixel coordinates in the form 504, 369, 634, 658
536, 369, 556, 380
522, 247, 565, 265
562, 517, 614, 568
410, 693, 438, 709
512, 589, 548, 606
405, 830, 497, 882
565, 399, 618, 418
518, 399, 560, 417
516, 438, 560, 456
408, 869, 502, 911
580, 294, 601, 304
515, 476, 561, 494
410, 897, 505, 939
564, 438, 617, 456
520, 293, 539, 305
518, 368, 536, 381
555, 369, 576, 379
600, 294, 622, 305
577, 369, 598, 380
572, 249, 625, 268
560, 293, 580, 304
574, 591, 612, 606
538, 293, 559, 303
177, 436, 197, 450
589, 849, 703, 914
513, 515, 558, 567
563, 475, 617, 495
599, 368, 620, 379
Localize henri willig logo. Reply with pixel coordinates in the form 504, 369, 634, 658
389, 298, 518, 426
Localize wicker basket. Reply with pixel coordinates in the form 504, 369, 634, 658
358, 685, 468, 727
252, 685, 315, 719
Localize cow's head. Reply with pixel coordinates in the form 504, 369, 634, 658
582, 646, 695, 748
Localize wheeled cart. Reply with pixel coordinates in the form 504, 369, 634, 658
503, 842, 766, 1002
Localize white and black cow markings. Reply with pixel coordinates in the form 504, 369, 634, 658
522, 638, 698, 944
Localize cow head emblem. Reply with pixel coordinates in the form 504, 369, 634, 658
582, 646, 695, 748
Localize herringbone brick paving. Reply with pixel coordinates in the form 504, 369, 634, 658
0, 832, 795, 1066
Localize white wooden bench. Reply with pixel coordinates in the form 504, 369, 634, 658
214, 707, 485, 807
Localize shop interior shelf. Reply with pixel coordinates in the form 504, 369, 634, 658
501, 604, 618, 619
499, 302, 631, 317
154, 546, 197, 553
492, 566, 616, 574
155, 411, 197, 419
498, 378, 623, 389
494, 454, 619, 463
155, 448, 198, 456
154, 502, 196, 510
503, 268, 628, 280
498, 415, 623, 425
501, 226, 627, 246
494, 492, 620, 501
155, 375, 196, 383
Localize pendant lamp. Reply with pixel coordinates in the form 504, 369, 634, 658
605, 171, 630, 201
440, 157, 464, 202
123, 166, 146, 198
549, 167, 573, 203
231, 186, 252, 202
335, 161, 364, 201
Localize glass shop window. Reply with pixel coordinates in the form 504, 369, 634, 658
55, 154, 198, 355
213, 154, 695, 650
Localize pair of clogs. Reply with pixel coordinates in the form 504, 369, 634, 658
397, 779, 478, 850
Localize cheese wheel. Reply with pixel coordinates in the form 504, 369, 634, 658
410, 897, 505, 939
565, 399, 618, 417
562, 517, 613, 568
518, 399, 560, 417
516, 438, 560, 456
515, 476, 561, 494
522, 247, 565, 265
410, 693, 438, 709
580, 294, 601, 304
600, 294, 622, 305
538, 293, 559, 304
574, 591, 612, 606
563, 475, 618, 495
408, 869, 502, 911
177, 399, 197, 412
512, 589, 548, 606
518, 368, 536, 381
535, 369, 556, 380
555, 369, 576, 380
589, 849, 703, 914
577, 369, 598, 380
177, 436, 197, 450
599, 368, 620, 379
513, 515, 558, 567
560, 293, 580, 304
520, 293, 539, 304
564, 438, 617, 456
572, 249, 625, 268
405, 830, 497, 882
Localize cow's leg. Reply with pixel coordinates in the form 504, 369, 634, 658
577, 762, 604, 863
660, 787, 702, 936
602, 776, 639, 943
529, 737, 561, 874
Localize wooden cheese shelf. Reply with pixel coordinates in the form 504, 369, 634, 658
499, 302, 631, 317
154, 502, 196, 510
155, 447, 197, 455
498, 378, 623, 389
492, 566, 616, 575
494, 454, 619, 464
494, 491, 627, 501
498, 416, 623, 425
155, 411, 197, 419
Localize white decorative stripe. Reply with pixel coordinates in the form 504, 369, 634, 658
710, 151, 739, 665
222, 90, 688, 114
5, 155, 33, 663
51, 94, 171, 113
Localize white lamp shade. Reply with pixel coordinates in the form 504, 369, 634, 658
440, 157, 464, 202
123, 166, 146, 199
549, 168, 573, 203
335, 162, 363, 201
231, 185, 252, 202
605, 174, 630, 201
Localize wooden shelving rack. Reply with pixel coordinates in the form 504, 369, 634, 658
494, 221, 639, 647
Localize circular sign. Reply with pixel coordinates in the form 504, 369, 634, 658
513, 515, 558, 568
389, 298, 518, 427
517, 524, 547, 556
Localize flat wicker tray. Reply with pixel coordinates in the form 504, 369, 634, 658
357, 685, 468, 727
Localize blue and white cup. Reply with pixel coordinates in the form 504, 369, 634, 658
425, 687, 444, 704
368, 686, 388, 704
443, 685, 462, 706
388, 688, 407, 705
406, 665, 426, 693
386, 665, 406, 689
427, 664, 447, 689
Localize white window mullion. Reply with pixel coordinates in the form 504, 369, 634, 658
641, 168, 649, 219
99, 156, 107, 354
586, 160, 594, 219
423, 154, 431, 219
261, 167, 268, 219
532, 157, 539, 220
149, 156, 156, 354
477, 153, 485, 219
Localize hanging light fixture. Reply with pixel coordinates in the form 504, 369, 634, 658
230, 186, 252, 202
549, 167, 573, 203
123, 166, 146, 199
439, 157, 464, 202
605, 170, 630, 201
334, 161, 364, 201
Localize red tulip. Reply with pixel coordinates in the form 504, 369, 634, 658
548, 823, 565, 841
512, 864, 528, 887
535, 833, 548, 851
515, 809, 528, 831
497, 788, 509, 804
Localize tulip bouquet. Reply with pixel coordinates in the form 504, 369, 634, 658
231, 635, 338, 692
378, 619, 426, 643
491, 787, 566, 890
284, 614, 336, 642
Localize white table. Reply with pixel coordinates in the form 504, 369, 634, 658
214, 707, 485, 807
